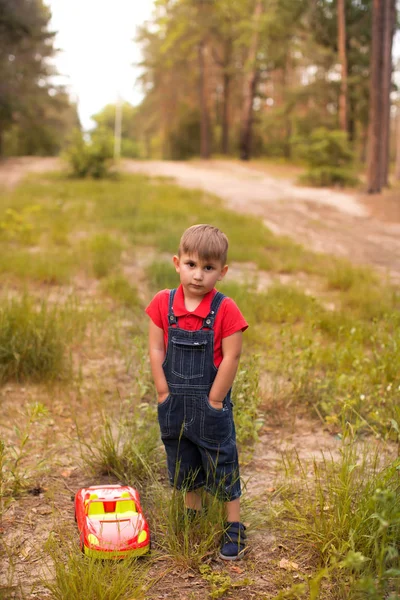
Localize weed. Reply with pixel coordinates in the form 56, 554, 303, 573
145, 259, 178, 292
88, 233, 123, 278
147, 481, 225, 569
277, 437, 400, 598
326, 260, 379, 292
0, 295, 69, 383
43, 534, 149, 600
232, 355, 263, 448
0, 402, 48, 512
77, 402, 162, 485
101, 273, 142, 309
199, 563, 252, 598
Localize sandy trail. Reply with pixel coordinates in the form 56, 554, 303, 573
124, 159, 400, 282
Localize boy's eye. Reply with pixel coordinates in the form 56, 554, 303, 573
204, 266, 214, 271
187, 262, 195, 268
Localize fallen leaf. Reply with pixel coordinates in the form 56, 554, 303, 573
279, 558, 299, 571
229, 565, 244, 574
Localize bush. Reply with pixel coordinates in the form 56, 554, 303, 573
292, 127, 359, 187
64, 128, 114, 179
299, 166, 359, 187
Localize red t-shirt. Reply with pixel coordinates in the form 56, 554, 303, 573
145, 285, 248, 367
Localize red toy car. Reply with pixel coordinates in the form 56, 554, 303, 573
74, 484, 150, 559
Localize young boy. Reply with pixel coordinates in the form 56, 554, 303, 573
145, 224, 248, 560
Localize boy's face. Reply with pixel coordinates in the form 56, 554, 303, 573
173, 253, 228, 299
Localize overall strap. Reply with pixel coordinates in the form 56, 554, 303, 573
167, 289, 178, 326
202, 292, 226, 329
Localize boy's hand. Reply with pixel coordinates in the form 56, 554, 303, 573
157, 392, 170, 404
208, 397, 224, 410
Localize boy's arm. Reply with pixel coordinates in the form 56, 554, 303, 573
148, 320, 170, 403
208, 331, 242, 409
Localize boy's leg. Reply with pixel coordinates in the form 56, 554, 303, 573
225, 497, 240, 522
185, 489, 202, 511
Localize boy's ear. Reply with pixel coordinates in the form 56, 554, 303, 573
218, 264, 228, 281
173, 255, 180, 272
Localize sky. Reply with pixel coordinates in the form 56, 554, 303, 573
46, 0, 155, 130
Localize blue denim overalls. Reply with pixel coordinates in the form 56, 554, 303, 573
157, 289, 241, 501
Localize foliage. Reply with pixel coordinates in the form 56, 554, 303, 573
91, 102, 142, 158
292, 127, 359, 187
0, 0, 78, 156
64, 128, 114, 179
135, 0, 376, 161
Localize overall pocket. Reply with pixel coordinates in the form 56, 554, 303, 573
200, 396, 232, 446
171, 337, 207, 379
157, 394, 172, 438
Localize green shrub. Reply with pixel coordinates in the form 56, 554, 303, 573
292, 128, 359, 187
64, 128, 114, 179
299, 166, 359, 187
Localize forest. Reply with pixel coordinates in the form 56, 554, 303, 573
0, 0, 399, 193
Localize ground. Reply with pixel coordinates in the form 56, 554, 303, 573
0, 157, 399, 599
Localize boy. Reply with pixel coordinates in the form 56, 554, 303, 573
145, 224, 248, 560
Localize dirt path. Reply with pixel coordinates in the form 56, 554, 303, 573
123, 159, 400, 282
0, 157, 60, 189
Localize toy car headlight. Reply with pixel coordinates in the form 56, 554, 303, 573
88, 534, 99, 546
137, 530, 148, 544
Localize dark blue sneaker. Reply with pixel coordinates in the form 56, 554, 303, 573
219, 522, 247, 560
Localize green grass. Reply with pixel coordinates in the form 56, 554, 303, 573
44, 536, 150, 600
0, 295, 68, 383
276, 439, 400, 599
1, 169, 400, 599
101, 273, 142, 308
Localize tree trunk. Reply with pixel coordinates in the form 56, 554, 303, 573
396, 106, 400, 181
337, 0, 348, 133
221, 71, 231, 155
379, 0, 396, 188
366, 0, 396, 192
239, 0, 263, 161
366, 0, 385, 194
198, 39, 211, 159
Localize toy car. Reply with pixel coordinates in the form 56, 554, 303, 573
74, 484, 150, 559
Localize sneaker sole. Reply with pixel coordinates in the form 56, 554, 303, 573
219, 548, 248, 561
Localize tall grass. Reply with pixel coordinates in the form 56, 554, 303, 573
277, 437, 400, 598
44, 536, 149, 600
0, 295, 68, 383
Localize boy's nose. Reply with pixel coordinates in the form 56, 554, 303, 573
193, 270, 203, 281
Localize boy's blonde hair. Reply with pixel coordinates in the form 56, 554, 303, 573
178, 224, 228, 265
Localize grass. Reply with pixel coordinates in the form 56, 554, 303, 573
276, 437, 400, 599
0, 169, 400, 599
100, 273, 142, 309
43, 536, 150, 600
0, 295, 69, 383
